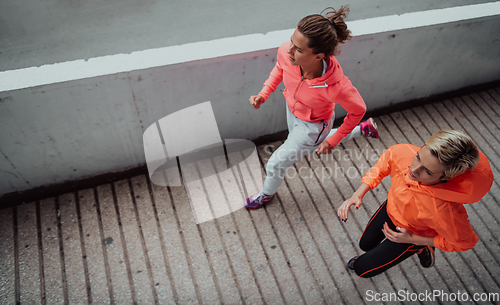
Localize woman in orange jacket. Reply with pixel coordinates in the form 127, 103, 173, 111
246, 7, 379, 209
338, 130, 493, 278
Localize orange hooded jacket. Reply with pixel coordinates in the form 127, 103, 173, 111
258, 42, 366, 148
361, 144, 493, 252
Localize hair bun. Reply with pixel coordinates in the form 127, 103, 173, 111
297, 6, 352, 57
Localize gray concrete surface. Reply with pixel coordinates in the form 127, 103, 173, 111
0, 0, 497, 71
1, 87, 500, 304
1, 5, 499, 196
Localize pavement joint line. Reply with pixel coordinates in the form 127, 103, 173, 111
74, 192, 93, 304
253, 146, 292, 304
53, 196, 69, 304
285, 153, 350, 303
211, 170, 256, 305
296, 157, 355, 282
302, 152, 368, 302
270, 192, 325, 303
144, 177, 179, 303
127, 178, 160, 304
260, 143, 322, 304
92, 187, 115, 304
161, 184, 203, 304
110, 182, 138, 304
35, 201, 46, 304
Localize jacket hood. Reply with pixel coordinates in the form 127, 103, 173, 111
423, 151, 494, 204
309, 55, 344, 86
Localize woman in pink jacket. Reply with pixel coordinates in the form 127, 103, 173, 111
246, 6, 379, 209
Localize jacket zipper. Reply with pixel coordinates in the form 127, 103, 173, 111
309, 82, 328, 88
293, 76, 304, 109
315, 122, 327, 144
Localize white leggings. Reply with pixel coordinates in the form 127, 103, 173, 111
262, 106, 361, 195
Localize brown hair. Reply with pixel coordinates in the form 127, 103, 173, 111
425, 130, 479, 179
297, 6, 352, 58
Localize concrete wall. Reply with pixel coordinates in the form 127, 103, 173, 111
1, 3, 500, 196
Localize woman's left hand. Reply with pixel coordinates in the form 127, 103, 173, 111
316, 141, 334, 155
382, 222, 415, 244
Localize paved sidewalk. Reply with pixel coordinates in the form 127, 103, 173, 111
1, 88, 500, 304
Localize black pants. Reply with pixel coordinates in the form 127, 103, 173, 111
353, 200, 427, 278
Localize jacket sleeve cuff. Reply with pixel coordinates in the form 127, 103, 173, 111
361, 176, 377, 190
258, 87, 272, 101
326, 133, 342, 148
433, 234, 478, 252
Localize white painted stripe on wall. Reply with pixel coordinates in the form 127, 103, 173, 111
1, 1, 499, 92
347, 1, 500, 35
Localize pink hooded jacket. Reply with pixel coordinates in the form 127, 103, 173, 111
258, 42, 367, 147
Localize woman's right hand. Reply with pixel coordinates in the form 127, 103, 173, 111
337, 195, 362, 222
249, 94, 265, 109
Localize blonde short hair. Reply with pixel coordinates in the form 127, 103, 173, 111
425, 130, 479, 179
